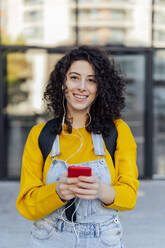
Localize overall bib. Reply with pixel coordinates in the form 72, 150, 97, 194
31, 133, 124, 248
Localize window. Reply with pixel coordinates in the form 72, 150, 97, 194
110, 29, 125, 43
24, 10, 43, 22
154, 30, 165, 42
23, 0, 43, 5
110, 10, 126, 21
154, 12, 165, 25
23, 26, 43, 39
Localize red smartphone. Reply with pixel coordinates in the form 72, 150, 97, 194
68, 166, 92, 178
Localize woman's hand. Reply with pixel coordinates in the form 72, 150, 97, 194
69, 173, 116, 205
69, 173, 100, 200
56, 173, 79, 201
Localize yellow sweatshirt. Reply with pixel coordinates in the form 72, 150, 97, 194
16, 119, 139, 221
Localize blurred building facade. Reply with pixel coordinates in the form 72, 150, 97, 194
0, 0, 165, 179
2, 0, 153, 46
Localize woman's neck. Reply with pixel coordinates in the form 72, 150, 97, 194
66, 110, 88, 129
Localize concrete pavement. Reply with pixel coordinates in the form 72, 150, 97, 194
0, 180, 165, 248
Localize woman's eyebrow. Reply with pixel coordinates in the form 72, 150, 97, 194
68, 72, 95, 77
88, 74, 96, 77
68, 72, 80, 76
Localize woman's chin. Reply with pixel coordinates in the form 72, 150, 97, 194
71, 105, 89, 113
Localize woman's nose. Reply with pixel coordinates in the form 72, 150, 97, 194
78, 78, 86, 90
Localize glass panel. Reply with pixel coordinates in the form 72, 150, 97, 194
153, 50, 165, 177
5, 51, 67, 178
1, 0, 76, 46
114, 54, 145, 177
5, 49, 49, 178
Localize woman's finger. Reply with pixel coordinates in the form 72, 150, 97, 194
60, 176, 79, 184
78, 176, 97, 183
59, 183, 78, 191
70, 187, 97, 196
77, 181, 99, 190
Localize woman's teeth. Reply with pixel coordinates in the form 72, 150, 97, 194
74, 95, 87, 99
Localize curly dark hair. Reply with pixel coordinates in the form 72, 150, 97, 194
44, 45, 126, 136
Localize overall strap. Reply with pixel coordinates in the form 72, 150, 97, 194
92, 133, 106, 156
38, 118, 58, 164
50, 135, 60, 157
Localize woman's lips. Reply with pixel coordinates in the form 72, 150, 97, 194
73, 94, 88, 102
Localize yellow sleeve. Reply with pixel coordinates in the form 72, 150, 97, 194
16, 124, 66, 221
103, 119, 140, 211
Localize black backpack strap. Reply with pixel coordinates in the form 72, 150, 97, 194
38, 118, 58, 164
103, 121, 118, 167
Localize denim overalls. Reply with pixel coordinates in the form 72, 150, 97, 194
31, 133, 124, 248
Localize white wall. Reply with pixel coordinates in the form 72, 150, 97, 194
126, 0, 152, 46
44, 0, 71, 46
6, 0, 24, 41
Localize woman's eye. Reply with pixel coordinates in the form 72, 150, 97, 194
88, 78, 96, 83
70, 76, 78, 80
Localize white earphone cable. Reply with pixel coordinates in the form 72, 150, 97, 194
60, 94, 92, 243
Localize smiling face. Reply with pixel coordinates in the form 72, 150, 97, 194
64, 60, 97, 115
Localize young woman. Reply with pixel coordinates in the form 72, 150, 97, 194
16, 45, 139, 248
